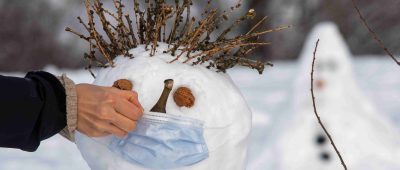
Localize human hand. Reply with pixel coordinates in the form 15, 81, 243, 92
75, 84, 144, 138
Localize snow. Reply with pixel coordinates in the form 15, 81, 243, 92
250, 22, 400, 170
1, 57, 400, 170
1, 24, 400, 169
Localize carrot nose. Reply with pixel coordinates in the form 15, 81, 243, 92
315, 79, 325, 90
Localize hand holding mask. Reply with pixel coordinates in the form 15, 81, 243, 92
108, 79, 209, 169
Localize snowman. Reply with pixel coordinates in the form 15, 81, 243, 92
75, 43, 252, 170
66, 0, 276, 169
274, 22, 400, 170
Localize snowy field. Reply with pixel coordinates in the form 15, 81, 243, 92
0, 57, 399, 170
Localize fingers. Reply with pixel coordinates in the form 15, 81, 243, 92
100, 122, 128, 138
77, 111, 110, 137
97, 89, 142, 136
85, 111, 134, 138
96, 104, 138, 134
89, 116, 128, 138
112, 89, 144, 111
114, 97, 143, 121
107, 109, 138, 132
76, 84, 144, 138
126, 92, 144, 111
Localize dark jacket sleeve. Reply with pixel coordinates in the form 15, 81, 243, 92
0, 71, 67, 152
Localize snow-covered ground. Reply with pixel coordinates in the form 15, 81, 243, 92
0, 57, 399, 170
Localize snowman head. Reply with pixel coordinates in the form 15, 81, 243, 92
311, 24, 353, 94
294, 22, 355, 106
75, 46, 253, 169
67, 1, 281, 169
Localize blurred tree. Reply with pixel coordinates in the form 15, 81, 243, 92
0, 0, 84, 72
246, 0, 400, 60
1, 0, 397, 71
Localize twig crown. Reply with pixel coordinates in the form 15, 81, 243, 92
66, 0, 288, 77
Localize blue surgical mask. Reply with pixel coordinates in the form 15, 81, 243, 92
108, 112, 209, 169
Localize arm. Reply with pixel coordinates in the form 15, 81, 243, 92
0, 71, 67, 152
0, 72, 144, 152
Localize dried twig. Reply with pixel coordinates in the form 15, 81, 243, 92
67, 0, 287, 76
311, 39, 348, 170
351, 0, 400, 66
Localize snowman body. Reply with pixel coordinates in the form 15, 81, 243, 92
275, 22, 400, 170
75, 43, 252, 170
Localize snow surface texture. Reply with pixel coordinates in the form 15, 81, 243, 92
270, 22, 400, 170
1, 23, 400, 170
75, 43, 252, 170
1, 57, 400, 170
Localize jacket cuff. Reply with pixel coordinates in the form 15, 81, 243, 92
57, 74, 77, 142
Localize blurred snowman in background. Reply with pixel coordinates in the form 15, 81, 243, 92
272, 22, 400, 170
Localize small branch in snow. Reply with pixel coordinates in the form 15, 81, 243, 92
351, 0, 400, 66
310, 39, 348, 170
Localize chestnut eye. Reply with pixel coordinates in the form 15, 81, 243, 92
316, 63, 324, 71
327, 59, 337, 72
317, 59, 338, 72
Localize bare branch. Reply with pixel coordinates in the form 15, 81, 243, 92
311, 39, 348, 170
351, 0, 400, 66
